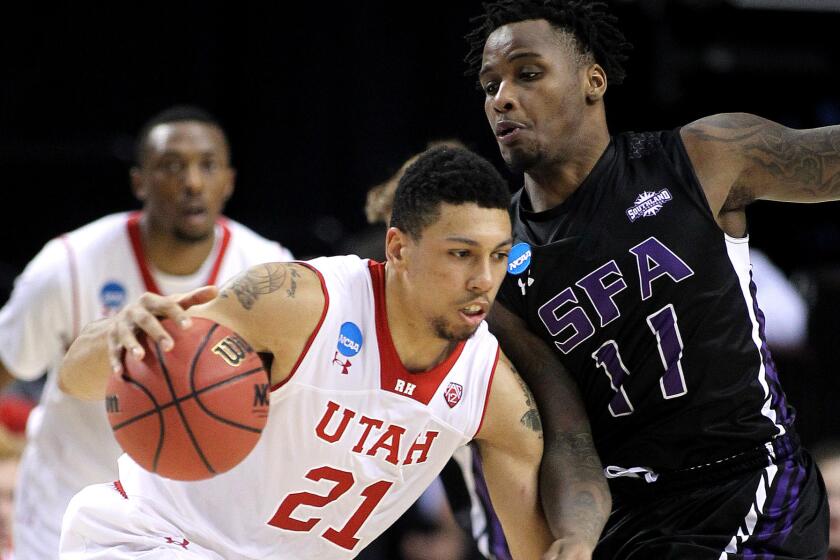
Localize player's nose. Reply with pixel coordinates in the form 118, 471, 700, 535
183, 162, 205, 194
468, 259, 495, 293
492, 81, 517, 113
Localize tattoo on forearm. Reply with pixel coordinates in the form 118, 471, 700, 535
509, 362, 543, 436
543, 432, 611, 542
688, 114, 840, 203
554, 433, 604, 473
220, 264, 298, 310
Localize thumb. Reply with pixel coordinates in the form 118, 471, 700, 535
176, 285, 219, 309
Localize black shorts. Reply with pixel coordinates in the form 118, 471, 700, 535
596, 436, 829, 559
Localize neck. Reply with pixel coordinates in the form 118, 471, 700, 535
524, 117, 611, 212
140, 215, 217, 276
384, 264, 456, 372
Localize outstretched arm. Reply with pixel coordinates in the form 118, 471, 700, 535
474, 351, 554, 560
681, 113, 840, 220
488, 303, 610, 558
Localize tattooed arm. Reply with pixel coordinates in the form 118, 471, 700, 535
59, 263, 324, 399
488, 303, 609, 559
681, 113, 840, 235
474, 351, 554, 560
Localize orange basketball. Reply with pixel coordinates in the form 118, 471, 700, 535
105, 317, 270, 481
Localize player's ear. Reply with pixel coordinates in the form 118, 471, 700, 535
385, 227, 409, 270
130, 167, 147, 202
585, 63, 607, 103
222, 167, 236, 203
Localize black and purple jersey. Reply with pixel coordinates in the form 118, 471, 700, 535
498, 129, 794, 479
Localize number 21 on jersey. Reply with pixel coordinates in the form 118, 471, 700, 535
267, 466, 393, 551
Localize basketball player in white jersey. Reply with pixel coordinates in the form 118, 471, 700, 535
58, 146, 565, 559
0, 105, 294, 559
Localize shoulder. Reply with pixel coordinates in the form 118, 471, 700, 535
198, 261, 327, 357
13, 213, 123, 286
62, 212, 132, 255
223, 218, 295, 261
679, 113, 778, 214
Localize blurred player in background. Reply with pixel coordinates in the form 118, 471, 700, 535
467, 0, 834, 557
59, 146, 558, 559
0, 105, 294, 559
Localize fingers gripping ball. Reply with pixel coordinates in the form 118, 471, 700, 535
106, 318, 270, 481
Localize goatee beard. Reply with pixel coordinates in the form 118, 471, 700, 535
173, 227, 213, 244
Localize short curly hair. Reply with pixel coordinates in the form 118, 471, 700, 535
390, 146, 510, 239
465, 0, 631, 85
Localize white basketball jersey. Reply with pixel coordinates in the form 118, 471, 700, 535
116, 255, 500, 560
0, 211, 291, 558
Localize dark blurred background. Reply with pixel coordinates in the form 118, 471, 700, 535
2, 0, 839, 267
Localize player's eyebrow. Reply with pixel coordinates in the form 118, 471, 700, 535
479, 51, 542, 77
446, 236, 514, 249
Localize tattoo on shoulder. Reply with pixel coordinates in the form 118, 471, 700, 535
509, 362, 542, 436
688, 114, 840, 201
220, 263, 301, 310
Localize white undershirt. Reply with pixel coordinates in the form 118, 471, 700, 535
150, 224, 223, 295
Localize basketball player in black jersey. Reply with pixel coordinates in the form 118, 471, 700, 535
462, 1, 834, 558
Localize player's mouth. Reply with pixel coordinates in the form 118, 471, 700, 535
495, 120, 526, 145
181, 205, 209, 227
458, 302, 488, 326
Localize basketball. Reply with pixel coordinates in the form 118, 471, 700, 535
105, 317, 270, 481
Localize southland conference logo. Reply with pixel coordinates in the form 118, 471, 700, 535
626, 188, 673, 222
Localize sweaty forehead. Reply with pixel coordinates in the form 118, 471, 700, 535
145, 121, 227, 157
482, 19, 567, 63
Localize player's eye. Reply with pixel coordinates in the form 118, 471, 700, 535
520, 70, 541, 81
450, 250, 470, 259
493, 251, 510, 261
482, 81, 499, 96
201, 160, 220, 173
159, 159, 185, 175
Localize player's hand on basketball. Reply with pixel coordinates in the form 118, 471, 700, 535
108, 285, 218, 374
542, 537, 593, 560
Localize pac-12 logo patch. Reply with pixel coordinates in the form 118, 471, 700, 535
443, 382, 463, 408
337, 322, 363, 357
626, 189, 673, 222
100, 281, 127, 313
507, 242, 532, 276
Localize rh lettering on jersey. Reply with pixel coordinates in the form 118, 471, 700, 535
394, 380, 416, 396
314, 400, 439, 466
538, 237, 694, 354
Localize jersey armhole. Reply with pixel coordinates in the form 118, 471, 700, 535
473, 344, 501, 440
270, 261, 330, 391
668, 127, 719, 221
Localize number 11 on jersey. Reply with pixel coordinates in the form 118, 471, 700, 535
592, 303, 687, 417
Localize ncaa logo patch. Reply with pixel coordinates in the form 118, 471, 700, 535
507, 242, 532, 276
100, 281, 127, 312
337, 322, 363, 357
443, 382, 463, 408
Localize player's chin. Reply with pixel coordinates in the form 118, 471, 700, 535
444, 321, 481, 343
502, 147, 540, 175
174, 223, 214, 243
